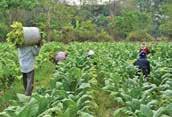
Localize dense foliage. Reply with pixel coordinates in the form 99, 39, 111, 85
0, 42, 172, 117
7, 22, 24, 46
0, 0, 171, 116
0, 44, 20, 92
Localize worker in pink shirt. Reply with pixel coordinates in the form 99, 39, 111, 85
54, 51, 68, 64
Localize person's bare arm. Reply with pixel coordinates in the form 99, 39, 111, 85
32, 45, 40, 56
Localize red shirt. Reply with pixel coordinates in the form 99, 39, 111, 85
139, 47, 150, 55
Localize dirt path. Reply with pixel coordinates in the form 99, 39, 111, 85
95, 89, 116, 117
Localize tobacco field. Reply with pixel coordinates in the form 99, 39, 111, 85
0, 42, 172, 117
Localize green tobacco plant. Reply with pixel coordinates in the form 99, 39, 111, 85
0, 42, 172, 117
0, 44, 20, 92
7, 22, 24, 46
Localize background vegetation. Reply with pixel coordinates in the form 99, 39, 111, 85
0, 0, 171, 42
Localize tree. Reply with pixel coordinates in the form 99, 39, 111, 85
113, 10, 151, 38
136, 0, 167, 39
160, 0, 172, 38
35, 0, 77, 41
0, 0, 37, 24
0, 0, 37, 40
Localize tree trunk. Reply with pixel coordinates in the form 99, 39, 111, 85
47, 7, 52, 41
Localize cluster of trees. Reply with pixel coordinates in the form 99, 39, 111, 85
0, 0, 171, 42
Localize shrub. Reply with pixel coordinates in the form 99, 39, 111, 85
127, 31, 154, 41
59, 20, 112, 43
0, 22, 8, 42
95, 30, 113, 42
160, 21, 172, 38
60, 26, 76, 43
75, 30, 97, 42
0, 44, 20, 91
75, 20, 97, 42
109, 11, 151, 39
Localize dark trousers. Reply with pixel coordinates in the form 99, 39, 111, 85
136, 69, 149, 79
22, 70, 34, 96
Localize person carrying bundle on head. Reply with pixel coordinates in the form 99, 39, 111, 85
18, 40, 42, 96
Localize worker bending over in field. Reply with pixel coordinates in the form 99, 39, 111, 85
86, 50, 95, 58
134, 51, 151, 79
18, 41, 41, 96
86, 50, 97, 66
54, 51, 68, 64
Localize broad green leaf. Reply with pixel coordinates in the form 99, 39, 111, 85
140, 104, 153, 117
78, 83, 91, 89
16, 93, 30, 103
77, 111, 94, 117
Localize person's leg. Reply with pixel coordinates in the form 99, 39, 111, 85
136, 69, 141, 78
22, 73, 27, 91
25, 70, 34, 96
143, 69, 148, 80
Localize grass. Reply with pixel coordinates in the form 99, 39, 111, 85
95, 89, 116, 117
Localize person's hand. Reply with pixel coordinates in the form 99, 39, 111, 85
37, 39, 43, 47
16, 44, 20, 48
